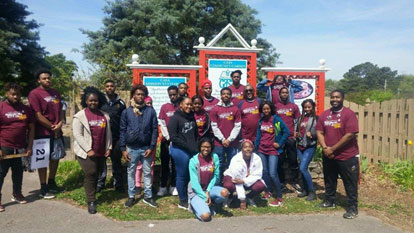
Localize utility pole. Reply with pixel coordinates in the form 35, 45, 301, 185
384, 79, 387, 91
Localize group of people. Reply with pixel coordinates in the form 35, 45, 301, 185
0, 69, 360, 222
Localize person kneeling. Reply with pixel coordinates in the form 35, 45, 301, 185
188, 138, 228, 222
223, 139, 265, 209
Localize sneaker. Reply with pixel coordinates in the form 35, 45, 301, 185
124, 198, 135, 208
171, 187, 178, 196
157, 187, 168, 196
88, 202, 97, 214
343, 206, 358, 219
178, 200, 188, 210
39, 186, 55, 199
240, 200, 247, 210
11, 193, 27, 204
48, 180, 62, 193
269, 198, 283, 207
306, 191, 317, 201
246, 197, 257, 207
143, 198, 158, 208
262, 191, 272, 199
319, 200, 335, 208
292, 183, 303, 193
224, 195, 233, 208
297, 190, 308, 198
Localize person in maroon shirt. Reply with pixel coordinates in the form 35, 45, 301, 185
201, 80, 219, 114
316, 90, 360, 219
192, 95, 211, 139
210, 87, 241, 181
178, 82, 189, 97
157, 85, 178, 196
28, 69, 64, 199
238, 84, 262, 142
0, 83, 35, 211
73, 87, 112, 214
275, 87, 302, 193
228, 70, 245, 106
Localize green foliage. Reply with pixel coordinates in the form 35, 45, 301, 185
346, 89, 394, 105
324, 79, 340, 96
394, 74, 414, 99
380, 161, 414, 191
312, 146, 323, 162
81, 0, 279, 85
45, 53, 78, 98
0, 0, 49, 95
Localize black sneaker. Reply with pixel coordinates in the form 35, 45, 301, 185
178, 200, 188, 210
40, 185, 55, 199
343, 206, 358, 219
297, 190, 308, 198
124, 198, 135, 208
48, 180, 62, 193
319, 200, 335, 208
11, 193, 27, 204
143, 198, 158, 208
306, 191, 317, 201
88, 202, 97, 214
246, 197, 257, 207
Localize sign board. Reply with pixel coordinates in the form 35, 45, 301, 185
293, 79, 316, 112
143, 76, 186, 114
30, 138, 50, 170
208, 59, 247, 98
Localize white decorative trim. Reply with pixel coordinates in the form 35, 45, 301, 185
127, 64, 202, 70
194, 46, 262, 52
261, 67, 331, 72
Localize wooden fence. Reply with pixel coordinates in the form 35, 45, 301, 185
324, 97, 414, 163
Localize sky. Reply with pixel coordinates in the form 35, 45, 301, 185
19, 0, 414, 80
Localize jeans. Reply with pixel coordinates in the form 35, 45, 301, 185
0, 147, 25, 195
323, 156, 359, 208
278, 138, 299, 185
190, 186, 227, 221
97, 140, 123, 189
77, 155, 106, 202
170, 145, 190, 201
257, 152, 282, 198
297, 146, 316, 192
126, 147, 153, 199
213, 146, 237, 182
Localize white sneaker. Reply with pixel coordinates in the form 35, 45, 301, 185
157, 187, 167, 196
171, 187, 178, 196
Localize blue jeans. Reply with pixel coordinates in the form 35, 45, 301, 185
170, 145, 191, 201
213, 146, 237, 181
297, 146, 316, 192
190, 186, 227, 221
257, 152, 282, 198
127, 147, 152, 198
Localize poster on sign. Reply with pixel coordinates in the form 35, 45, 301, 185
30, 138, 50, 170
208, 59, 247, 98
143, 77, 186, 114
293, 79, 316, 112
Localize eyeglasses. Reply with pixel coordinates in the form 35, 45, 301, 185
245, 89, 254, 93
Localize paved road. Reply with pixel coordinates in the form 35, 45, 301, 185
0, 171, 408, 233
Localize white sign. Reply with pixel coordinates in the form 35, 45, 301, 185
143, 77, 187, 114
293, 79, 316, 113
30, 138, 50, 170
208, 59, 247, 98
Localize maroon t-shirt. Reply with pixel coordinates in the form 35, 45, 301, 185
276, 102, 300, 138
229, 84, 245, 106
202, 96, 219, 114
0, 101, 35, 149
316, 107, 359, 160
258, 116, 278, 155
85, 108, 107, 157
194, 109, 208, 137
198, 154, 215, 191
297, 116, 309, 150
240, 99, 261, 142
159, 103, 177, 126
28, 87, 62, 137
210, 104, 241, 147
271, 83, 286, 105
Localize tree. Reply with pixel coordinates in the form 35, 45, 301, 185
0, 0, 48, 94
81, 0, 279, 86
339, 62, 398, 93
325, 79, 340, 96
45, 54, 78, 98
395, 75, 414, 99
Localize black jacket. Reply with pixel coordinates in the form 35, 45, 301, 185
100, 95, 126, 140
168, 109, 198, 155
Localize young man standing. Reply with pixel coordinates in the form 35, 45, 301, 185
275, 87, 301, 192
0, 83, 35, 211
238, 84, 262, 142
228, 70, 245, 106
157, 86, 178, 196
210, 87, 241, 181
201, 80, 219, 114
178, 82, 189, 97
120, 85, 158, 208
97, 80, 126, 192
28, 69, 64, 199
316, 90, 360, 219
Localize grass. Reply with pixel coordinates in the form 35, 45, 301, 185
380, 160, 414, 191
55, 160, 337, 221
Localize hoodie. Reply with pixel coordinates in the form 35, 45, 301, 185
167, 109, 198, 154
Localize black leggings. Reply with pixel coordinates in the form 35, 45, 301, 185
0, 147, 24, 195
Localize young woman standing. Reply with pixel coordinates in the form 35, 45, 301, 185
192, 95, 211, 139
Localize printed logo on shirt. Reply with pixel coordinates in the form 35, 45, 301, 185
324, 120, 341, 129
277, 108, 292, 117
261, 124, 274, 134
166, 111, 175, 117
218, 112, 234, 121
181, 121, 195, 134
243, 107, 259, 115
204, 105, 214, 112
4, 111, 27, 120
200, 163, 214, 173
196, 119, 205, 127
44, 95, 60, 104
89, 119, 106, 128
300, 121, 307, 128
